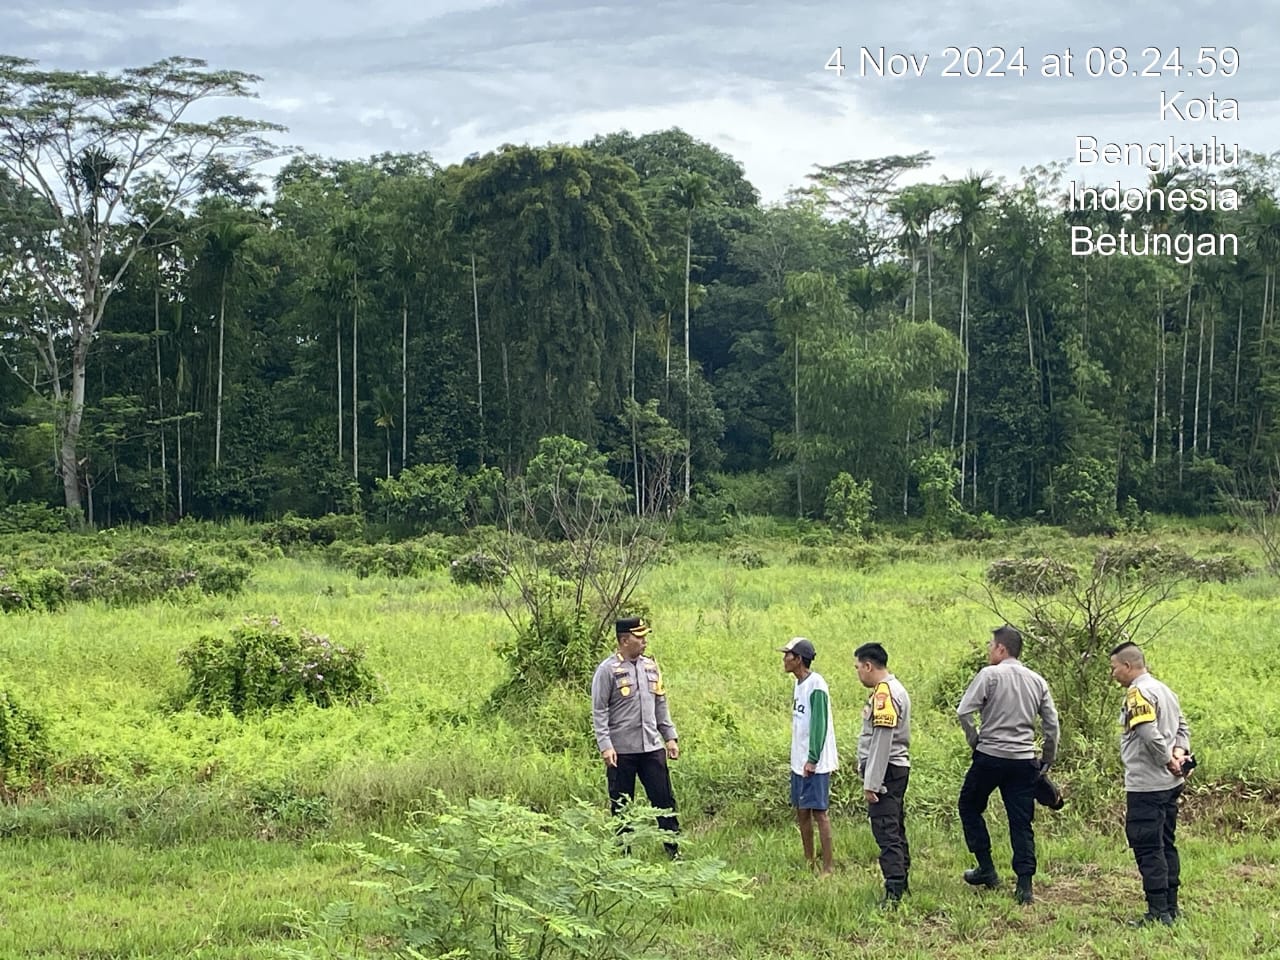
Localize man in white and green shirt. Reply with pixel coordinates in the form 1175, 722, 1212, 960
780, 636, 838, 876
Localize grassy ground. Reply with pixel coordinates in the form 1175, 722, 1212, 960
1, 527, 1278, 957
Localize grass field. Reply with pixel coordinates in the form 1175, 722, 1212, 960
2, 526, 1279, 958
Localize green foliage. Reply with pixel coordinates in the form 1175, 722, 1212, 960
1094, 542, 1252, 583
692, 470, 790, 519
0, 684, 49, 790
0, 567, 69, 612
0, 502, 73, 534
261, 513, 365, 549
369, 463, 471, 531
823, 472, 873, 534
178, 616, 378, 716
912, 451, 964, 539
64, 545, 251, 606
523, 435, 627, 523
449, 550, 505, 587
1050, 455, 1119, 535
327, 538, 450, 579
283, 795, 750, 960
985, 557, 1078, 595
490, 592, 601, 708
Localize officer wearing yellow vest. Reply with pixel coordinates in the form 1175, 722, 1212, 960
1109, 641, 1192, 926
855, 641, 912, 908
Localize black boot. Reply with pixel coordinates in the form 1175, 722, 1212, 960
1128, 890, 1173, 927
1167, 885, 1180, 920
1014, 875, 1033, 905
963, 854, 999, 888
880, 879, 906, 910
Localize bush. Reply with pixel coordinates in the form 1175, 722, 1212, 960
63, 545, 250, 606
1050, 456, 1119, 534
370, 463, 471, 531
261, 513, 364, 549
449, 550, 505, 587
178, 616, 379, 716
0, 501, 73, 534
1095, 543, 1252, 583
0, 567, 69, 613
328, 540, 450, 579
284, 795, 750, 960
986, 557, 1078, 595
0, 684, 49, 790
824, 472, 873, 535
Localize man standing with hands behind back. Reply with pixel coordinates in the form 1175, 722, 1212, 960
591, 616, 680, 857
956, 624, 1059, 905
780, 636, 838, 877
1109, 641, 1192, 926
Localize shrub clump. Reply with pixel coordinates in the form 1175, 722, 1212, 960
260, 512, 364, 549
327, 539, 450, 578
0, 684, 49, 791
1095, 543, 1251, 583
178, 616, 378, 716
0, 567, 69, 613
986, 557, 1079, 595
64, 545, 250, 606
449, 551, 505, 587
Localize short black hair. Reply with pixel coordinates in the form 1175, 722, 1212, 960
854, 642, 888, 668
1110, 641, 1146, 667
992, 625, 1023, 658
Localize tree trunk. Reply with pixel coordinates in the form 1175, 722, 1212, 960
154, 286, 167, 517
1192, 301, 1204, 453
352, 269, 359, 478
631, 325, 640, 515
1206, 306, 1215, 453
471, 251, 485, 462
1178, 318, 1189, 484
336, 316, 343, 458
684, 225, 692, 502
401, 298, 408, 471
795, 331, 803, 517
215, 268, 227, 468
60, 328, 90, 517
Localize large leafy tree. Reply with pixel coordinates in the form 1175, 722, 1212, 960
452, 145, 657, 467
0, 56, 284, 519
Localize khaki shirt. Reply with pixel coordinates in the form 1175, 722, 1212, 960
591, 652, 677, 754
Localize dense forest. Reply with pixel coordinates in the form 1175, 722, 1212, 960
2, 57, 1279, 530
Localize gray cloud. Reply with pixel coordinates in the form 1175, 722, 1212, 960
4, 0, 1277, 200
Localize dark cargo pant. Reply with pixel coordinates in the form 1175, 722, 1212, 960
868, 763, 911, 884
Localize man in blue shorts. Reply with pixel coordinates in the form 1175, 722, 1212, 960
780, 636, 838, 876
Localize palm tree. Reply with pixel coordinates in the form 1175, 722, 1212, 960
329, 214, 373, 478
373, 386, 396, 479
945, 172, 997, 501
195, 204, 260, 468
672, 170, 711, 501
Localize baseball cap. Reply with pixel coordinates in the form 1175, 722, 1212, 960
615, 616, 649, 637
778, 636, 816, 660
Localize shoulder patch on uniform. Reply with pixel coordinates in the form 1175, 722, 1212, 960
872, 681, 898, 728
1125, 686, 1156, 729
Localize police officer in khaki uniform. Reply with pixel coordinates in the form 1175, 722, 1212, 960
956, 625, 1059, 905
590, 616, 679, 856
1109, 642, 1192, 926
855, 641, 912, 908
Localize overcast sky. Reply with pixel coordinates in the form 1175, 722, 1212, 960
6, 0, 1278, 201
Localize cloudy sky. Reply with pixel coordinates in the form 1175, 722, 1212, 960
7, 0, 1278, 200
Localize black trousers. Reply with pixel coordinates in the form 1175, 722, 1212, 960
1126, 785, 1182, 895
868, 764, 911, 884
607, 749, 679, 838
958, 751, 1040, 877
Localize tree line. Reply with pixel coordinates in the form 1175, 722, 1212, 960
2, 56, 1279, 528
